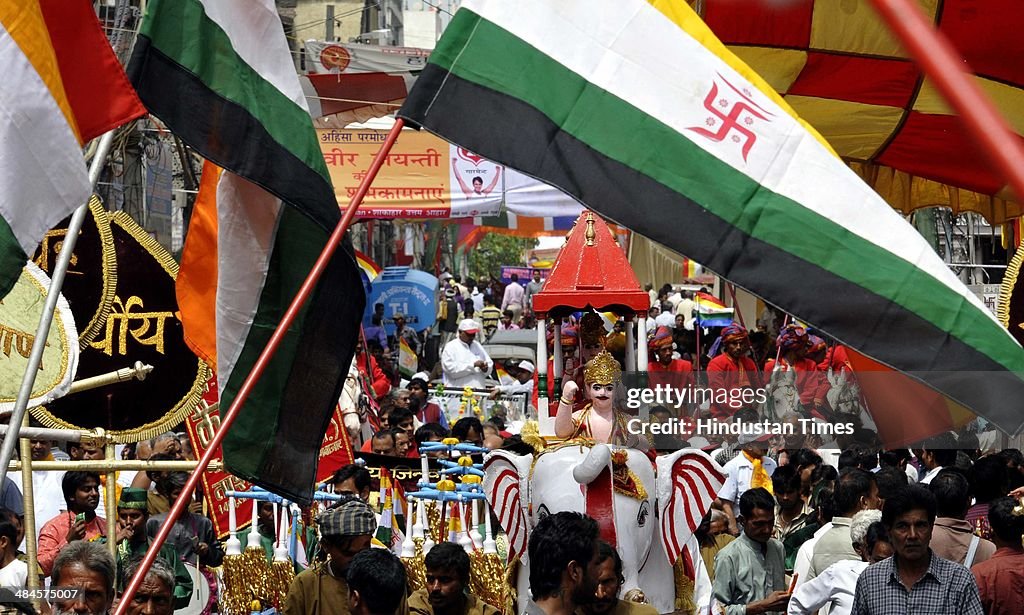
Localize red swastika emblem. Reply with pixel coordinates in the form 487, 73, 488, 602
687, 73, 774, 162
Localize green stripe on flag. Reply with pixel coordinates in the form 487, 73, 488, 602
425, 11, 1023, 374
0, 217, 28, 298
139, 0, 329, 183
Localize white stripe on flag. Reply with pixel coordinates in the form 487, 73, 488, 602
0, 23, 90, 255
214, 172, 282, 388
198, 0, 308, 111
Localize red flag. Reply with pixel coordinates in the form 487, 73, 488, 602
846, 348, 975, 447
40, 0, 145, 142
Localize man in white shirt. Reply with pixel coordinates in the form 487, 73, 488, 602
675, 291, 695, 318
718, 434, 777, 535
441, 319, 493, 389
490, 360, 535, 397
916, 433, 957, 485
788, 510, 887, 615
11, 438, 66, 549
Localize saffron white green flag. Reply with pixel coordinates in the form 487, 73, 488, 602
398, 0, 1024, 434
128, 0, 366, 504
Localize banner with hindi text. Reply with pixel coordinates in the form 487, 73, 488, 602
320, 128, 583, 219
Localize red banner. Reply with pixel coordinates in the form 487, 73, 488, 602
185, 377, 355, 537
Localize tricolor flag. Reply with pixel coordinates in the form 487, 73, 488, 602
494, 362, 513, 386
398, 336, 418, 379
372, 468, 406, 552
130, 0, 366, 503
354, 250, 380, 295
355, 250, 381, 281
398, 0, 1024, 434
694, 292, 734, 328
0, 0, 144, 298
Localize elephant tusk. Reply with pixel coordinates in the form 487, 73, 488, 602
573, 443, 612, 484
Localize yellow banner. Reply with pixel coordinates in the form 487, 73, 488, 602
319, 128, 504, 218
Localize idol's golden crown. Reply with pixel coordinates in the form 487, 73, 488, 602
584, 350, 621, 385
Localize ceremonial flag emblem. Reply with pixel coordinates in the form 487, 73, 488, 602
694, 292, 734, 328
129, 0, 366, 503
0, 0, 144, 298
398, 0, 1024, 433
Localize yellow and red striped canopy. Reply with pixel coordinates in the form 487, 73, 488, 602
701, 0, 1024, 222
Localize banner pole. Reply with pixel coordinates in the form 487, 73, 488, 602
115, 117, 406, 615
0, 130, 117, 487
869, 0, 1024, 200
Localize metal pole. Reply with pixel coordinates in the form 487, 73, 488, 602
0, 130, 117, 487
0, 426, 89, 442
869, 0, 1024, 202
116, 118, 407, 615
19, 414, 39, 592
325, 4, 335, 41
104, 435, 117, 559
8, 460, 224, 472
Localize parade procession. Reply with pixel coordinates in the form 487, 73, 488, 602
4, 1, 1024, 615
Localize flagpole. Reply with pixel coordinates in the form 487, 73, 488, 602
0, 130, 117, 488
726, 284, 745, 328
869, 0, 1024, 201
115, 117, 406, 615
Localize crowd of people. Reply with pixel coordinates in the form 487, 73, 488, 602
6, 273, 1024, 615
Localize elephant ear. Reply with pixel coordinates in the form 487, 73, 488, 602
655, 448, 726, 566
484, 450, 532, 561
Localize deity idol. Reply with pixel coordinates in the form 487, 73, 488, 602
555, 350, 647, 449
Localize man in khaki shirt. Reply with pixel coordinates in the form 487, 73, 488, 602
928, 470, 995, 566
284, 498, 376, 615
409, 543, 500, 615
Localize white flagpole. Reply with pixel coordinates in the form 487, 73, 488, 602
0, 130, 117, 487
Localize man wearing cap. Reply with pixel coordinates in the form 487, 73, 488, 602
764, 324, 828, 413
647, 326, 694, 411
441, 320, 493, 390
284, 498, 378, 615
706, 324, 764, 419
490, 360, 536, 397
115, 487, 193, 609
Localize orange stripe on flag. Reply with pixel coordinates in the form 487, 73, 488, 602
846, 348, 975, 447
176, 161, 222, 371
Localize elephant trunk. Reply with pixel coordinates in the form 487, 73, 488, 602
573, 444, 612, 485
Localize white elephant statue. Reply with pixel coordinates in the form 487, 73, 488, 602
483, 442, 725, 614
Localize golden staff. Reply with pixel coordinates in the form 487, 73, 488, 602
0, 362, 153, 421
67, 361, 153, 395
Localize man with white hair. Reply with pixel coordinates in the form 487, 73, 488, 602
787, 509, 885, 615
51, 541, 116, 615
123, 556, 178, 615
441, 320, 493, 389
